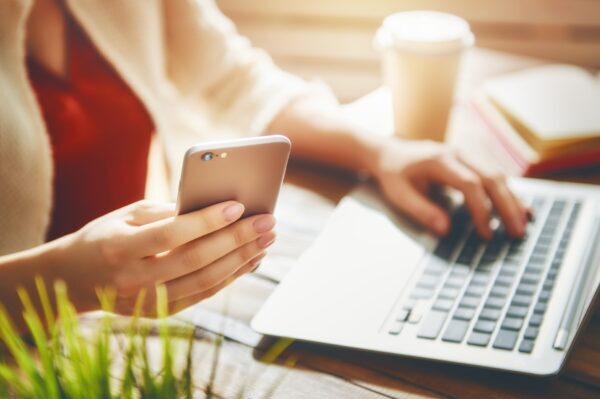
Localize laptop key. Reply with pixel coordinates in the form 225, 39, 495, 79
516, 283, 537, 296
479, 307, 501, 321
520, 272, 540, 285
464, 285, 486, 297
446, 276, 466, 288
534, 302, 547, 314
433, 298, 454, 311
503, 257, 520, 267
417, 274, 440, 289
501, 317, 524, 331
467, 331, 491, 347
456, 233, 481, 265
453, 307, 476, 321
498, 268, 517, 278
493, 329, 519, 350
423, 258, 447, 275
452, 264, 471, 276
474, 320, 496, 334
485, 297, 506, 309
501, 264, 519, 273
524, 264, 544, 274
538, 290, 551, 303
495, 275, 514, 287
471, 273, 491, 286
459, 296, 481, 309
489, 285, 510, 298
408, 311, 423, 324
512, 294, 533, 307
506, 306, 528, 318
524, 326, 539, 340
442, 319, 470, 343
439, 287, 460, 299
477, 262, 495, 272
529, 313, 544, 327
434, 239, 456, 260
519, 339, 535, 353
396, 309, 410, 322
388, 321, 404, 335
527, 255, 546, 266
417, 310, 448, 340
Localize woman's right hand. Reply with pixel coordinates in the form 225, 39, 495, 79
55, 200, 275, 315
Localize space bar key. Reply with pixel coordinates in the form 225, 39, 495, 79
417, 310, 449, 340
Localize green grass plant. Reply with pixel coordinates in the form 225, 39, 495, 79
0, 278, 194, 399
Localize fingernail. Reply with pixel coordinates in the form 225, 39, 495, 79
256, 234, 276, 249
223, 203, 244, 222
253, 215, 276, 234
511, 222, 524, 238
525, 207, 534, 222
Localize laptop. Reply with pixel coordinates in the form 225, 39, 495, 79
251, 177, 600, 376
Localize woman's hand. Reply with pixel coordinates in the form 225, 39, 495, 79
369, 138, 529, 239
56, 200, 275, 315
269, 93, 528, 239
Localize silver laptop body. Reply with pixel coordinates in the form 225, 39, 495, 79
252, 177, 600, 376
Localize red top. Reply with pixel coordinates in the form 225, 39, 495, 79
27, 16, 154, 241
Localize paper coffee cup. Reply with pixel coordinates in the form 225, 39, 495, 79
375, 11, 474, 141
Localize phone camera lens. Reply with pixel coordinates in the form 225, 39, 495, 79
201, 152, 214, 161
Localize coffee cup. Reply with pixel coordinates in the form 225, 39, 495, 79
374, 11, 474, 142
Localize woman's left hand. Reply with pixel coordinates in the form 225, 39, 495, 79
368, 138, 529, 239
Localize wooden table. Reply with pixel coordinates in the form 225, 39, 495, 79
159, 48, 600, 398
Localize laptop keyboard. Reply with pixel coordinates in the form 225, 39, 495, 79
389, 196, 582, 354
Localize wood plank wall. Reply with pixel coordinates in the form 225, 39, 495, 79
216, 0, 600, 102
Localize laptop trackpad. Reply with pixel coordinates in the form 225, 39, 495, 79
252, 190, 426, 343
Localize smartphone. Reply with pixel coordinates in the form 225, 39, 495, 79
176, 135, 291, 217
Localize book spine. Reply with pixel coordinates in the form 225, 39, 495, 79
470, 101, 529, 172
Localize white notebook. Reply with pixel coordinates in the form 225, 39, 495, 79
483, 65, 600, 146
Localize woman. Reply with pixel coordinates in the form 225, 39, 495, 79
0, 0, 528, 328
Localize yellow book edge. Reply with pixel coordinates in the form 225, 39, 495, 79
487, 97, 600, 155
472, 91, 539, 163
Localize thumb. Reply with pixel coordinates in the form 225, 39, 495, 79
125, 201, 176, 226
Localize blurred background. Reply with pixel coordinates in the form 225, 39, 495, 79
217, 0, 600, 102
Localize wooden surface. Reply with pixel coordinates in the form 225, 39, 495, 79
143, 49, 600, 397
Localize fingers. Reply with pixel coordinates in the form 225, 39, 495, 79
167, 253, 266, 314
479, 174, 525, 237
388, 180, 450, 236
164, 235, 274, 302
149, 214, 275, 283
427, 158, 494, 239
458, 155, 527, 237
125, 201, 245, 258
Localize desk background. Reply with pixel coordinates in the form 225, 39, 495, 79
217, 0, 600, 101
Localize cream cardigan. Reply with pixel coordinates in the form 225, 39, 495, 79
0, 0, 320, 255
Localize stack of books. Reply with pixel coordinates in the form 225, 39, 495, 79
472, 65, 600, 176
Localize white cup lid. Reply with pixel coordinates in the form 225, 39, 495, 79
375, 11, 474, 54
